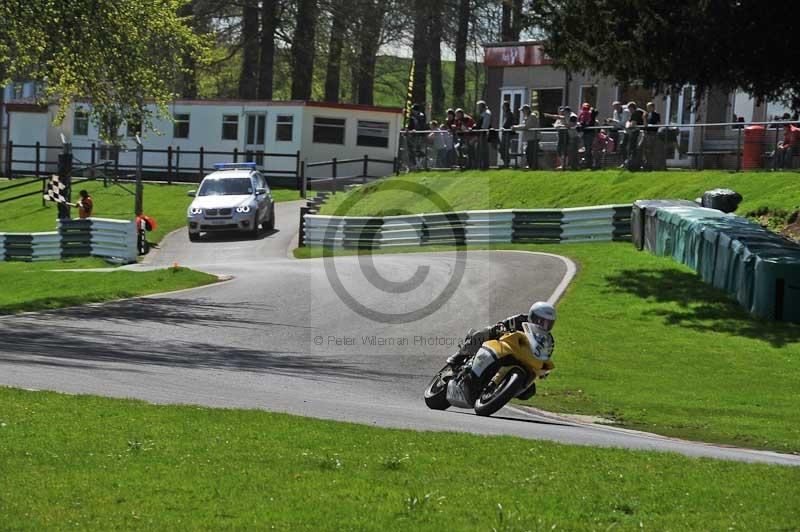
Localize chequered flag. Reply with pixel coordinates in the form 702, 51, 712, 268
43, 174, 68, 203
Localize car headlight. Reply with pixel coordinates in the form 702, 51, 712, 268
189, 207, 203, 215
236, 206, 251, 213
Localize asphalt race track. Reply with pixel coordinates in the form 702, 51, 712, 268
1, 201, 798, 466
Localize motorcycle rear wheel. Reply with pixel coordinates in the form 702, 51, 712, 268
474, 367, 526, 417
424, 365, 452, 410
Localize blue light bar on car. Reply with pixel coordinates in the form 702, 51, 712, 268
213, 162, 257, 170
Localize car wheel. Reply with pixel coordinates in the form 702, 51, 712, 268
189, 230, 200, 242
264, 204, 275, 230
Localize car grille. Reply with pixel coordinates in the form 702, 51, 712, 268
200, 223, 239, 230
204, 208, 233, 218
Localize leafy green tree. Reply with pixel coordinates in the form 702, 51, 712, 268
0, 0, 207, 141
527, 0, 800, 109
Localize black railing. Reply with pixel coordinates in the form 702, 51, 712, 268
1, 142, 302, 188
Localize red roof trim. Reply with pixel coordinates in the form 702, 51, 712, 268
304, 101, 403, 114
4, 102, 49, 113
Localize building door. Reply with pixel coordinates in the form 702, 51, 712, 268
664, 86, 696, 166
500, 88, 526, 162
245, 113, 266, 165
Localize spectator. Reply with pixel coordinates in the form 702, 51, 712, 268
623, 101, 645, 170
605, 100, 630, 153
512, 104, 540, 170
499, 101, 515, 168
428, 120, 449, 168
591, 128, 616, 170
774, 123, 794, 170
578, 102, 596, 168
454, 108, 476, 168
444, 108, 456, 130
71, 190, 94, 218
643, 101, 663, 170
476, 100, 492, 170
544, 106, 577, 170
406, 103, 428, 169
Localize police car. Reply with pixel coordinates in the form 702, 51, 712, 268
187, 162, 275, 241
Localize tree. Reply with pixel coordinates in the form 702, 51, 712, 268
324, 0, 349, 102
291, 0, 318, 100
258, 0, 280, 99
0, 0, 206, 141
527, 0, 800, 109
428, 2, 445, 116
452, 0, 470, 108
353, 0, 388, 105
239, 0, 260, 98
411, 0, 430, 105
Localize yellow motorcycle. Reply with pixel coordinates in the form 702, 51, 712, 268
424, 322, 554, 417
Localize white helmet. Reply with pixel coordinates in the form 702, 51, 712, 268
529, 301, 556, 331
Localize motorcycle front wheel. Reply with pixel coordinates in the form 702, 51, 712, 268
474, 367, 527, 417
423, 365, 452, 410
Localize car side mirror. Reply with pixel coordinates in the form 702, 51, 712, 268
256, 188, 266, 195
187, 190, 196, 197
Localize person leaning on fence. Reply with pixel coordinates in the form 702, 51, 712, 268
642, 101, 663, 171
773, 123, 795, 170
428, 120, 449, 168
476, 100, 493, 170
453, 108, 476, 168
578, 103, 597, 169
407, 103, 428, 169
622, 101, 645, 170
513, 104, 540, 170
591, 128, 615, 170
70, 189, 93, 219
500, 101, 515, 168
605, 100, 630, 154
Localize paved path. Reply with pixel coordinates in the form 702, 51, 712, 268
1, 201, 797, 466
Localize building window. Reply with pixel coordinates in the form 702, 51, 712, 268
126, 118, 142, 138
246, 114, 265, 145
222, 114, 238, 140
313, 117, 345, 144
173, 113, 190, 139
275, 115, 294, 142
74, 109, 89, 136
12, 83, 23, 100
356, 120, 389, 148
580, 85, 598, 109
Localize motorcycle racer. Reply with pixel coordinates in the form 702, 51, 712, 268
446, 301, 556, 401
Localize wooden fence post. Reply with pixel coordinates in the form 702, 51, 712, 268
233, 147, 238, 163
362, 154, 368, 184
167, 146, 173, 184
175, 146, 181, 182
332, 157, 337, 194
198, 146, 204, 182
300, 160, 307, 199
90, 142, 96, 180
34, 141, 41, 180
295, 150, 301, 190
5, 140, 12, 177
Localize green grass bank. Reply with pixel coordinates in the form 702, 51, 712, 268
1, 387, 798, 530
0, 258, 219, 314
319, 170, 800, 217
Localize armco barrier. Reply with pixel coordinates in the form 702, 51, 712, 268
1, 217, 137, 263
303, 204, 632, 248
634, 201, 800, 322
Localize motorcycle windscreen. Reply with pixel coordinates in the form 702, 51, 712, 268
522, 322, 552, 361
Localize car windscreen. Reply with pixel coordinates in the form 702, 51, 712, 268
198, 177, 253, 196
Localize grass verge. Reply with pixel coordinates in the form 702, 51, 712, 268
0, 178, 305, 243
1, 387, 798, 530
0, 257, 219, 314
295, 243, 800, 453
319, 169, 800, 217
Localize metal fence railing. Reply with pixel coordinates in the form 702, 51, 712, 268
398, 119, 800, 173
